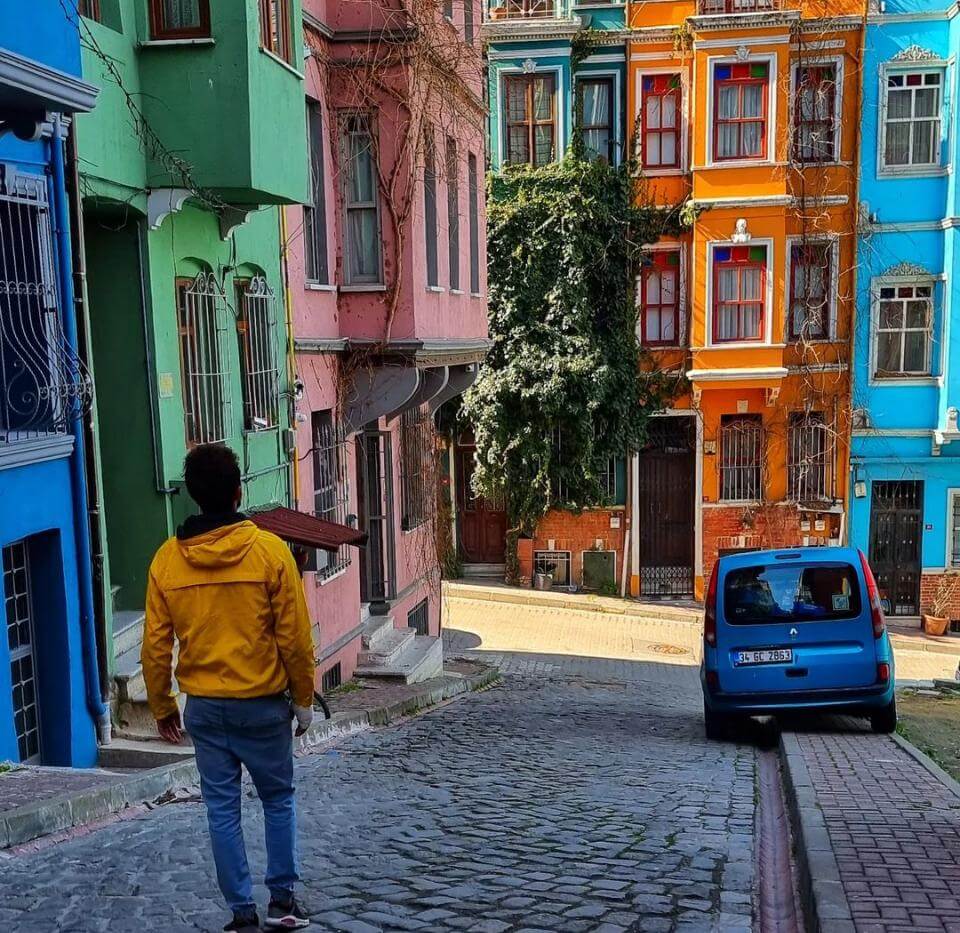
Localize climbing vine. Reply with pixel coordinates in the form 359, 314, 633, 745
462, 154, 684, 536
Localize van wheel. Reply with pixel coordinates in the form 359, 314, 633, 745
704, 701, 728, 741
870, 698, 897, 734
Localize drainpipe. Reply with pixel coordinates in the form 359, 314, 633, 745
50, 115, 111, 745
279, 207, 299, 510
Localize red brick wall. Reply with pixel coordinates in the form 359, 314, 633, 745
920, 573, 960, 620
702, 505, 841, 585
530, 508, 627, 589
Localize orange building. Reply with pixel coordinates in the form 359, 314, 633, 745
626, 0, 864, 599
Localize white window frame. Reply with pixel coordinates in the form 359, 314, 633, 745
784, 234, 839, 342
789, 56, 843, 165
704, 237, 775, 348
706, 52, 778, 168
636, 241, 687, 347
574, 69, 623, 166
495, 62, 566, 167
869, 274, 939, 385
947, 488, 960, 569
339, 111, 384, 287
634, 66, 689, 176
877, 61, 949, 177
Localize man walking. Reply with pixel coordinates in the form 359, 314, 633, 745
142, 443, 314, 931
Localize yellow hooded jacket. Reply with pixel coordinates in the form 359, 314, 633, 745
142, 519, 315, 721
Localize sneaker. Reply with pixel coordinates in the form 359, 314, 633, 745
224, 913, 260, 933
265, 895, 310, 929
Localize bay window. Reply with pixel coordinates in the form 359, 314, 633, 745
712, 245, 766, 343
714, 62, 768, 161
259, 0, 292, 62
342, 114, 382, 285
149, 0, 210, 39
794, 64, 837, 163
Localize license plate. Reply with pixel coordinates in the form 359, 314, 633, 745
735, 648, 793, 666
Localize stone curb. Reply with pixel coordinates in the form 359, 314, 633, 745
0, 664, 500, 851
889, 731, 960, 802
889, 634, 960, 657
778, 732, 856, 933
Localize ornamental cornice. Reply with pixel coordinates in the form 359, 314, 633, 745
891, 44, 941, 62
687, 10, 800, 31
481, 17, 582, 42
628, 26, 681, 44
881, 261, 930, 277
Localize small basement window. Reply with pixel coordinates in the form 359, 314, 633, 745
534, 550, 571, 587
321, 662, 342, 693
408, 598, 429, 636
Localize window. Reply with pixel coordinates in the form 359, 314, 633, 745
713, 62, 768, 161
577, 77, 614, 163
259, 0, 291, 62
321, 662, 342, 693
304, 103, 329, 285
464, 0, 475, 44
883, 71, 942, 169
311, 410, 351, 580
424, 132, 439, 288
641, 74, 681, 170
400, 406, 432, 531
4, 541, 40, 763
713, 245, 766, 342
342, 115, 382, 285
875, 283, 934, 378
599, 456, 628, 506
235, 277, 279, 431
640, 250, 681, 346
79, 0, 101, 20
720, 415, 763, 502
504, 74, 556, 166
949, 491, 960, 569
468, 152, 480, 295
149, 0, 210, 39
408, 599, 429, 636
534, 551, 571, 587
794, 64, 837, 163
788, 413, 830, 502
177, 273, 229, 445
789, 242, 830, 340
446, 138, 460, 291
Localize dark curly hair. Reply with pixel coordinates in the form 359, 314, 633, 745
183, 444, 242, 513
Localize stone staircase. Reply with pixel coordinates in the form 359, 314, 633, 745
354, 616, 444, 684
462, 563, 506, 580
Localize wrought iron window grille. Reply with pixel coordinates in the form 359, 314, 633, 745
235, 276, 279, 432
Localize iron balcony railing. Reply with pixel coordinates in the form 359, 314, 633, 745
698, 0, 779, 12
492, 0, 556, 18
0, 167, 93, 442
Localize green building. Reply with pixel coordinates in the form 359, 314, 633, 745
75, 0, 308, 718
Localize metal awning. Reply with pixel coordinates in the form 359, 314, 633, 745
249, 507, 367, 553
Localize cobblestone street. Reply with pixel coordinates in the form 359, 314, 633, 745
0, 602, 757, 933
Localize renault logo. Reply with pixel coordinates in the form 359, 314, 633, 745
789, 627, 799, 639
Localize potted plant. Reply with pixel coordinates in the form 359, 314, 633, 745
922, 573, 960, 637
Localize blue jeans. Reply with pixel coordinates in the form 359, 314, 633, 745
183, 694, 300, 915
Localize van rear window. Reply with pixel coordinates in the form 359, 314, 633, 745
724, 562, 862, 625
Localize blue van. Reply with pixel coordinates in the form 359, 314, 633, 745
700, 547, 896, 738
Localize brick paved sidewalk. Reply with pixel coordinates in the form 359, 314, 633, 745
788, 724, 960, 933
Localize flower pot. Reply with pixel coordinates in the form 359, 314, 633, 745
923, 613, 950, 637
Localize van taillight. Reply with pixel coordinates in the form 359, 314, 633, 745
704, 564, 719, 647
858, 549, 886, 639
877, 662, 890, 684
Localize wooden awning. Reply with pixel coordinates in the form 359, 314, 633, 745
249, 507, 367, 553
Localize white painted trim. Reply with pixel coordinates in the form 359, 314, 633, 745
790, 39, 845, 51
575, 68, 624, 166
867, 4, 959, 23
494, 63, 566, 166
631, 50, 682, 62
784, 233, 840, 341
696, 34, 792, 50
694, 193, 792, 207
704, 236, 776, 348
260, 47, 305, 79
869, 217, 960, 232
789, 54, 844, 164
877, 60, 950, 178
705, 51, 778, 168
582, 53, 627, 64
487, 46, 571, 60
688, 366, 789, 381
634, 66, 689, 174
139, 38, 216, 47
305, 282, 337, 292
852, 428, 935, 437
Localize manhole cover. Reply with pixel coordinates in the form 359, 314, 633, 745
652, 643, 688, 656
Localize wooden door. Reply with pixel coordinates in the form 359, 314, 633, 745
455, 443, 506, 564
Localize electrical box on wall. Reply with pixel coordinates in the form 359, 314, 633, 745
610, 515, 621, 529
704, 440, 717, 455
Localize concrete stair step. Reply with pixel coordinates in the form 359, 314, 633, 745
462, 563, 505, 579
355, 635, 444, 685
113, 641, 144, 704
98, 736, 194, 769
113, 609, 145, 659
361, 615, 398, 651
358, 627, 416, 666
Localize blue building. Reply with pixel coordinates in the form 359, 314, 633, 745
0, 2, 105, 764
850, 0, 960, 621
483, 0, 628, 172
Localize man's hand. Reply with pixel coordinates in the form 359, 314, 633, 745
157, 711, 183, 744
293, 705, 314, 737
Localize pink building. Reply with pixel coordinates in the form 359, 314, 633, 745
290, 0, 488, 689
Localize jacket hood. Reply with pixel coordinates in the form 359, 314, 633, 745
175, 514, 259, 569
